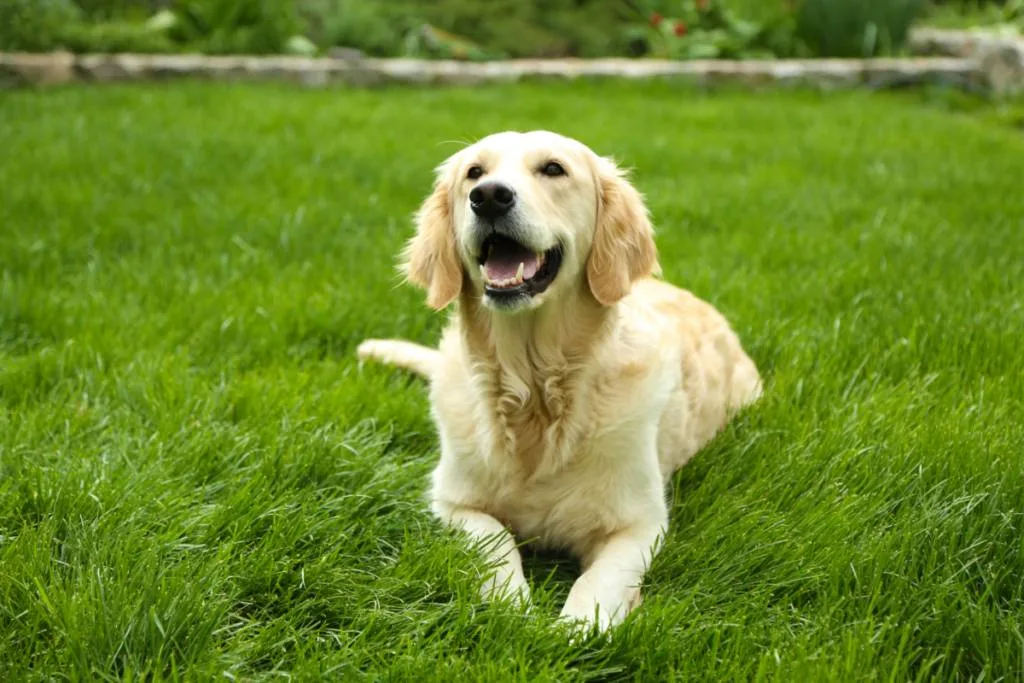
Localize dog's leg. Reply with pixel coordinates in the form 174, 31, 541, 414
434, 502, 531, 606
559, 523, 665, 632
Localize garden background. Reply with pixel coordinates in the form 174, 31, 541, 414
2, 0, 1023, 61
1, 1, 1023, 681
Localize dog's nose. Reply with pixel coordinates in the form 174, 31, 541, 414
469, 181, 516, 220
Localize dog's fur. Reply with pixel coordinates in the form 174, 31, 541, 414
358, 131, 761, 632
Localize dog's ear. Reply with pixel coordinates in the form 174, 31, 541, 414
586, 156, 659, 306
401, 159, 463, 310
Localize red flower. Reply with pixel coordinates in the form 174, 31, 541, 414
673, 21, 688, 37
649, 12, 663, 26
696, 0, 709, 10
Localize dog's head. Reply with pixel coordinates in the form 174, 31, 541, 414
401, 131, 658, 313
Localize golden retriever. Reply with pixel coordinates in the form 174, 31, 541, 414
358, 130, 761, 633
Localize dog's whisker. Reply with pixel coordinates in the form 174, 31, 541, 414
436, 138, 474, 150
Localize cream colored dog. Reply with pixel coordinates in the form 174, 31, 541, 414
358, 130, 761, 633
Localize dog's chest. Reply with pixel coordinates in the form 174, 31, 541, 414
486, 371, 590, 478
486, 426, 647, 553
482, 380, 638, 546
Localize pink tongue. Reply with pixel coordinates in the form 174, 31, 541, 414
484, 243, 541, 281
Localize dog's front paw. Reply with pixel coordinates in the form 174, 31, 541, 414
558, 580, 641, 635
480, 568, 531, 608
558, 599, 610, 636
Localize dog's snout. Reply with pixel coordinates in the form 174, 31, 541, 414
470, 181, 516, 220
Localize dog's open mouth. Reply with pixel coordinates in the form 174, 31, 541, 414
477, 234, 562, 300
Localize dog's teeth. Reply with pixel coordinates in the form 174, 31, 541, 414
516, 262, 524, 281
479, 264, 488, 281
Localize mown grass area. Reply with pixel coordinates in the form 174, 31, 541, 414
1, 81, 1022, 681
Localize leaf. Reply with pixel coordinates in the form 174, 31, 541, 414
731, 19, 762, 40
145, 10, 178, 33
285, 34, 318, 56
687, 41, 721, 59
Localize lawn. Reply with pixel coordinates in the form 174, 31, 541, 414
1, 81, 1022, 681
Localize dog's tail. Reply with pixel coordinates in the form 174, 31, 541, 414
357, 338, 440, 379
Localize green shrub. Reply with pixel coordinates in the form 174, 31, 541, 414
171, 0, 306, 55
0, 0, 82, 51
296, 0, 639, 58
1008, 0, 1024, 21
394, 0, 637, 58
402, 24, 507, 61
523, 0, 647, 58
929, 0, 1011, 5
60, 19, 179, 53
927, 0, 1024, 27
73, 0, 156, 20
630, 0, 804, 60
300, 0, 404, 56
0, 0, 939, 59
796, 0, 926, 57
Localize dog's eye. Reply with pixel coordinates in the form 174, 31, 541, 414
467, 165, 484, 180
540, 161, 566, 177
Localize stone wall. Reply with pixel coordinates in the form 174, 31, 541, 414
908, 27, 1024, 95
2, 29, 1021, 94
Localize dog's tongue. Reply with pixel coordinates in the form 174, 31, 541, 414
484, 238, 541, 282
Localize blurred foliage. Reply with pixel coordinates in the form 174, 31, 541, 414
60, 19, 179, 52
796, 0, 926, 58
321, 0, 640, 58
1, 0, 978, 60
170, 0, 304, 54
925, 0, 1024, 28
930, 0, 1013, 5
299, 0, 404, 57
630, 0, 805, 60
0, 0, 83, 51
73, 0, 162, 20
402, 24, 507, 62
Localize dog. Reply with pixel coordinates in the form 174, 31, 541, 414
358, 130, 762, 632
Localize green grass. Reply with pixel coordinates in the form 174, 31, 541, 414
1, 80, 1022, 681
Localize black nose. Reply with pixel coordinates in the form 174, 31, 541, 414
469, 181, 516, 220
